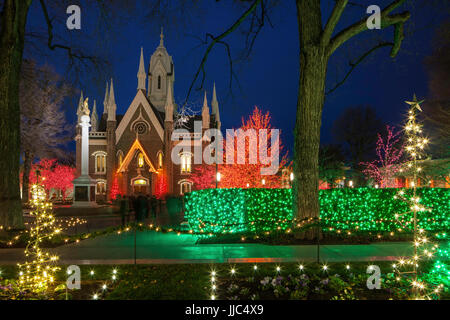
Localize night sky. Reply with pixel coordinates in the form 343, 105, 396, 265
24, 1, 449, 158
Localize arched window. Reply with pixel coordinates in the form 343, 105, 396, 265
157, 151, 163, 169
137, 153, 144, 168
157, 75, 161, 90
96, 180, 106, 195
178, 180, 193, 195
180, 152, 192, 174
117, 150, 124, 166
93, 151, 107, 174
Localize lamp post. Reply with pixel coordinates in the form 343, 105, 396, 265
216, 172, 221, 188
214, 118, 220, 189
290, 172, 294, 188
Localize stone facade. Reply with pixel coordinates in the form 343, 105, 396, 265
75, 31, 221, 201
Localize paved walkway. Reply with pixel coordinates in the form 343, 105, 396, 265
0, 230, 414, 265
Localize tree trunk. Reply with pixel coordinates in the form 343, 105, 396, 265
0, 0, 32, 229
293, 0, 328, 238
22, 150, 33, 204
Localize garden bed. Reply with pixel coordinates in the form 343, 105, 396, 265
0, 262, 447, 300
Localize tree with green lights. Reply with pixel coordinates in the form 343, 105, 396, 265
426, 234, 449, 292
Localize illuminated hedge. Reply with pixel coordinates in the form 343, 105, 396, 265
184, 188, 450, 235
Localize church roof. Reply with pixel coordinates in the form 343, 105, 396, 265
98, 114, 124, 132
143, 93, 165, 127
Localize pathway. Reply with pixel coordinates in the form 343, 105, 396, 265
0, 230, 413, 265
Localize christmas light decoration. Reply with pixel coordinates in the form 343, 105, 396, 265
361, 125, 403, 187
18, 175, 60, 292
392, 95, 443, 299
110, 174, 121, 200
154, 173, 168, 199
191, 107, 290, 190
184, 187, 449, 235
426, 233, 449, 289
27, 159, 76, 200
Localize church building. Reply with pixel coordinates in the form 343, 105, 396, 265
74, 31, 221, 201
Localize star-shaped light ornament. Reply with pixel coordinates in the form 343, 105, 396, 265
405, 94, 424, 112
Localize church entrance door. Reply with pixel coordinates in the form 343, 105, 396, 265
132, 177, 149, 195
134, 185, 147, 194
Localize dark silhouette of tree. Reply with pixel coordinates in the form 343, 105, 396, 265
332, 106, 385, 185
318, 144, 346, 187
20, 60, 73, 203
423, 21, 450, 158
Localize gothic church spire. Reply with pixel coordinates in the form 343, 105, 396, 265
137, 47, 147, 91
108, 79, 116, 121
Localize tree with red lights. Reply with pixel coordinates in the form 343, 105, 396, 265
27, 159, 75, 200
191, 164, 216, 190
110, 174, 120, 200
154, 173, 168, 199
361, 125, 403, 187
192, 106, 289, 189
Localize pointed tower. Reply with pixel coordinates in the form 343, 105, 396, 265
148, 27, 175, 112
164, 80, 174, 194
108, 79, 116, 122
106, 78, 117, 200
75, 91, 84, 177
211, 82, 221, 130
76, 91, 84, 123
91, 100, 98, 132
103, 82, 109, 117
137, 47, 147, 91
164, 80, 174, 122
159, 26, 164, 47
202, 91, 210, 129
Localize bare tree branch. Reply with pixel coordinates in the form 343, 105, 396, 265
321, 0, 348, 46
39, 0, 100, 65
184, 0, 262, 105
326, 41, 394, 95
327, 0, 410, 56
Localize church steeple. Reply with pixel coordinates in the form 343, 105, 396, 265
103, 82, 109, 116
91, 100, 98, 131
108, 79, 116, 121
159, 27, 164, 47
211, 82, 220, 129
148, 28, 175, 112
202, 91, 210, 129
164, 80, 174, 122
137, 47, 147, 91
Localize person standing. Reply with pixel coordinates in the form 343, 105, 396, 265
150, 196, 157, 222
119, 195, 129, 226
136, 194, 148, 223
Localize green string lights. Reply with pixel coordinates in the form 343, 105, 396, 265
184, 187, 449, 236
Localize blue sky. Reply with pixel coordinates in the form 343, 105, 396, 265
24, 1, 448, 157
